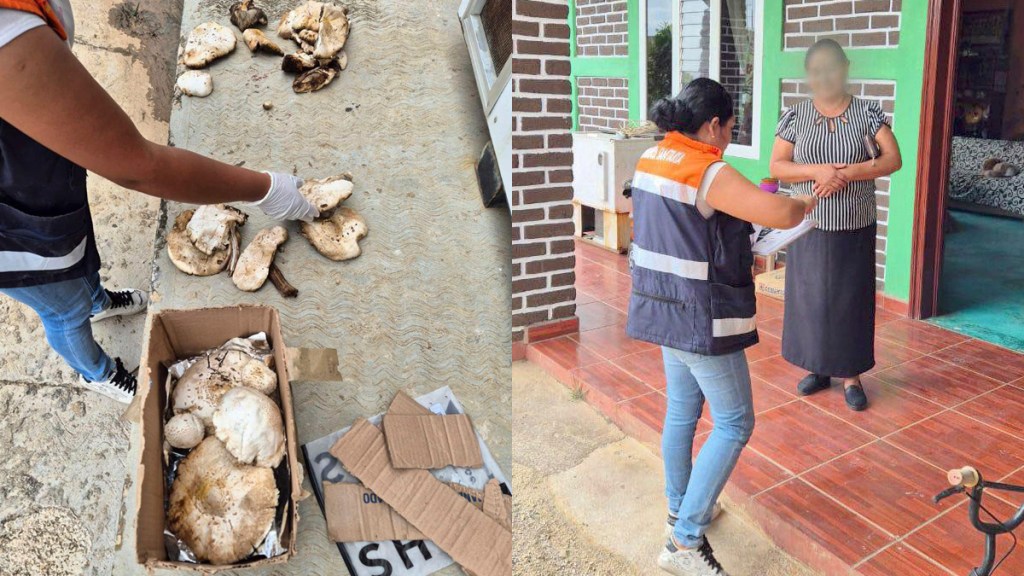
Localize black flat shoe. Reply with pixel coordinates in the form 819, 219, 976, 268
797, 374, 831, 396
845, 384, 868, 411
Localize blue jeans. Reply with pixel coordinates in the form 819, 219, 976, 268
662, 346, 755, 548
0, 271, 115, 382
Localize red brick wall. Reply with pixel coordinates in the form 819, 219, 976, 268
784, 0, 902, 50
779, 79, 896, 290
512, 0, 577, 342
576, 77, 630, 132
575, 0, 628, 56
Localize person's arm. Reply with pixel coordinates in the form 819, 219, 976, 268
0, 26, 313, 218
706, 166, 816, 229
836, 125, 902, 182
768, 137, 847, 197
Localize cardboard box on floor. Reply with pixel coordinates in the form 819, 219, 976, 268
755, 267, 786, 300
135, 306, 301, 571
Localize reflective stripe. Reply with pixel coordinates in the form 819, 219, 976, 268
0, 236, 87, 273
631, 245, 708, 281
631, 171, 698, 205
713, 317, 757, 338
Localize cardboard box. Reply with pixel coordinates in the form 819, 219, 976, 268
755, 267, 786, 300
135, 306, 301, 571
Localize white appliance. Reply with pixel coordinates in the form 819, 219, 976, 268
572, 133, 657, 213
459, 0, 511, 204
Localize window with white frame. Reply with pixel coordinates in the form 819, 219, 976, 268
642, 0, 762, 158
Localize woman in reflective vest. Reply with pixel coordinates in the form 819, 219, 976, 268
626, 78, 816, 576
0, 0, 318, 403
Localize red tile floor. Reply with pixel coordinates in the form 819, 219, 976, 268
527, 240, 1024, 576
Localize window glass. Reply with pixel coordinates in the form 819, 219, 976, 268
646, 0, 675, 110
720, 0, 756, 145
678, 0, 711, 86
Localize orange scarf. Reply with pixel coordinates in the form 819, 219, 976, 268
1, 0, 67, 40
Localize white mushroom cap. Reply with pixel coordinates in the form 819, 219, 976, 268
176, 70, 213, 97
299, 176, 353, 213
183, 22, 237, 69
300, 206, 367, 261
172, 363, 238, 432
167, 210, 230, 276
165, 413, 205, 449
213, 387, 286, 468
231, 226, 288, 292
186, 204, 247, 256
167, 437, 278, 565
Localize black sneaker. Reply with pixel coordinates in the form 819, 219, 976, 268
845, 383, 868, 411
90, 288, 148, 323
78, 358, 138, 404
797, 374, 831, 396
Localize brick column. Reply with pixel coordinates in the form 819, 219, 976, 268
512, 0, 577, 353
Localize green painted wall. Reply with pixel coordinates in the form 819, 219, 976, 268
568, 0, 929, 301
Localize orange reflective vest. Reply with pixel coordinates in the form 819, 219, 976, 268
0, 0, 68, 40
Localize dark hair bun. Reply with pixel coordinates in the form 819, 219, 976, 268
648, 78, 733, 134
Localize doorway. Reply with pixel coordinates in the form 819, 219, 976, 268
912, 0, 1024, 350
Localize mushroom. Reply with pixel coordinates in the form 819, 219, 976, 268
167, 437, 278, 565
213, 387, 286, 468
312, 5, 349, 60
167, 210, 230, 276
176, 70, 213, 97
293, 58, 341, 93
276, 1, 323, 39
299, 175, 353, 213
300, 206, 367, 261
242, 29, 284, 55
229, 0, 267, 31
186, 204, 247, 256
182, 22, 237, 69
172, 357, 276, 430
232, 226, 288, 292
165, 412, 205, 450
282, 52, 317, 73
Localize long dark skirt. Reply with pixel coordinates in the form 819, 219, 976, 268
782, 223, 876, 378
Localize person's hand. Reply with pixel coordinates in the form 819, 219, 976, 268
798, 194, 818, 215
247, 172, 319, 222
811, 164, 847, 197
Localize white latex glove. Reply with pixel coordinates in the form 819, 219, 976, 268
247, 172, 319, 222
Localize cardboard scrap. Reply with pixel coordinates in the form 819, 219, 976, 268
329, 419, 511, 576
382, 414, 483, 469
325, 483, 424, 542
324, 481, 509, 542
387, 390, 432, 416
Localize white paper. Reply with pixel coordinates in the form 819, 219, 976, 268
751, 219, 816, 256
301, 386, 509, 576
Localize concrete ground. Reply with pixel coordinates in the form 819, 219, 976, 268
512, 361, 818, 576
0, 0, 510, 574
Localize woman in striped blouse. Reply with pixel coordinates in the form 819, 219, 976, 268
768, 39, 902, 411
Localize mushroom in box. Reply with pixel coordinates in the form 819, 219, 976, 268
136, 315, 299, 565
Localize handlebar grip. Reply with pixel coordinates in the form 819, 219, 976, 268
948, 466, 980, 488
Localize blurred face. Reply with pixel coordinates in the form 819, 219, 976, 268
806, 50, 849, 101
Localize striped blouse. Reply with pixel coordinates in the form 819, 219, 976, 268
776, 97, 890, 231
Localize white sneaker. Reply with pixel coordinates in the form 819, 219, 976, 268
90, 288, 148, 323
665, 502, 723, 539
657, 538, 729, 576
78, 358, 138, 404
